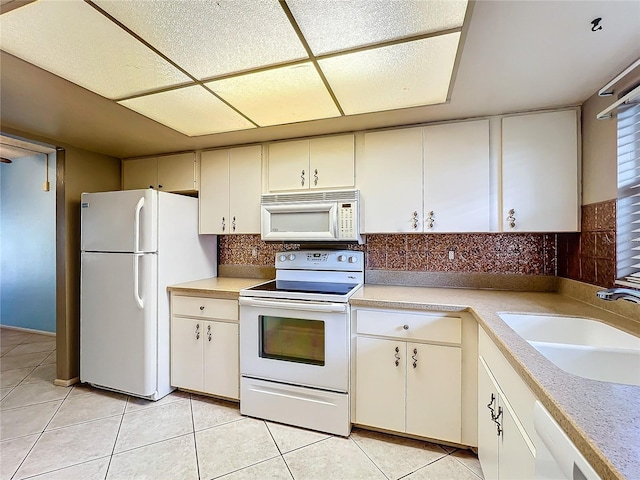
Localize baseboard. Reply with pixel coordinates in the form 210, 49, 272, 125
54, 377, 79, 387
0, 325, 56, 337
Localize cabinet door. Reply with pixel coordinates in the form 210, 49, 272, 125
423, 120, 490, 232
268, 139, 309, 191
502, 110, 579, 232
406, 343, 462, 443
309, 135, 354, 190
355, 337, 405, 432
123, 157, 157, 190
498, 398, 536, 480
157, 153, 196, 192
478, 358, 499, 480
362, 128, 423, 232
200, 150, 230, 234
170, 317, 203, 391
229, 145, 262, 234
204, 321, 239, 399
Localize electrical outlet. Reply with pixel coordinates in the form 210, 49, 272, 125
251, 248, 258, 257
448, 250, 455, 261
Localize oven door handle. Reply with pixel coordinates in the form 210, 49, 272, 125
239, 297, 347, 313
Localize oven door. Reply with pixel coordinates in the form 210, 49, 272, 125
239, 297, 349, 392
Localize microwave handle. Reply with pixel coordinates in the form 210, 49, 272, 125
239, 297, 347, 313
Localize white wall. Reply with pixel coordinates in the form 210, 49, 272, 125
0, 154, 56, 332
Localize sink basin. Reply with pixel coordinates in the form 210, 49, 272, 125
498, 313, 640, 386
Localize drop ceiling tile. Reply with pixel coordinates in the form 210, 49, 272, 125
205, 63, 341, 127
93, 0, 309, 80
118, 86, 256, 136
0, 0, 191, 99
288, 0, 467, 55
318, 33, 461, 115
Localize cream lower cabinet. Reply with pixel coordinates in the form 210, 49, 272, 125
477, 329, 536, 480
354, 308, 475, 444
170, 294, 239, 400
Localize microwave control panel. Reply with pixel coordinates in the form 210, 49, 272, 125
338, 202, 356, 239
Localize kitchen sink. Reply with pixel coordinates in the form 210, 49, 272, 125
498, 313, 640, 386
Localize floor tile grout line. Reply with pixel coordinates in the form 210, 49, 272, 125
263, 421, 297, 479
104, 399, 129, 480
348, 435, 392, 480
7, 385, 72, 480
188, 393, 203, 480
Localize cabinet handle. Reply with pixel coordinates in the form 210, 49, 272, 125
494, 406, 503, 436
232, 216, 236, 232
426, 211, 435, 229
314, 168, 319, 186
410, 211, 419, 230
195, 323, 200, 340
394, 346, 400, 367
301, 169, 305, 187
487, 393, 497, 419
207, 324, 212, 342
412, 348, 418, 368
158, 184, 163, 189
148, 185, 154, 189
403, 324, 409, 330
507, 209, 516, 228
221, 216, 226, 232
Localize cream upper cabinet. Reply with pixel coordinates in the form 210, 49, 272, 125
501, 109, 579, 232
200, 145, 262, 235
267, 134, 354, 192
157, 153, 198, 193
362, 127, 423, 233
423, 120, 490, 232
122, 157, 157, 190
123, 152, 197, 192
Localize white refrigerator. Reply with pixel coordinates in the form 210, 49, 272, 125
80, 189, 216, 400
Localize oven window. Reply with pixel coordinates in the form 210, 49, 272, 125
259, 316, 325, 366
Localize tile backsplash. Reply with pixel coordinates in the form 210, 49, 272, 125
219, 232, 556, 276
557, 199, 616, 288
217, 200, 617, 287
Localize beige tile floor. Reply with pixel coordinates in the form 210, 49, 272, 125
0, 328, 484, 480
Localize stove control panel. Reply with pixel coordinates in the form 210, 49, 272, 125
275, 250, 364, 272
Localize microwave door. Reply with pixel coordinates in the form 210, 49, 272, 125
261, 203, 338, 241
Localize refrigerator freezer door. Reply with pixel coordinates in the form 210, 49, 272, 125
81, 189, 158, 253
80, 252, 158, 397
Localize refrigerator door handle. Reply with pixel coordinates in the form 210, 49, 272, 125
134, 197, 145, 253
133, 254, 144, 309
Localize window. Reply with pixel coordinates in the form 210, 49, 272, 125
617, 103, 640, 286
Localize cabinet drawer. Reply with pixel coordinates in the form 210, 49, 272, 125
356, 309, 461, 344
172, 296, 237, 321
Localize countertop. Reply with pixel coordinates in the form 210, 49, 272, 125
167, 277, 268, 299
350, 285, 640, 480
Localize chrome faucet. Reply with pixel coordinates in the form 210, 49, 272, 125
596, 288, 640, 304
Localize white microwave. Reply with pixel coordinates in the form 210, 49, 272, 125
261, 190, 362, 243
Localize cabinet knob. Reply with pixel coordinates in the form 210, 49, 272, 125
410, 211, 419, 230
507, 209, 516, 228
158, 184, 163, 189
199, 305, 205, 311
426, 211, 435, 229
403, 324, 409, 330
149, 185, 154, 189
